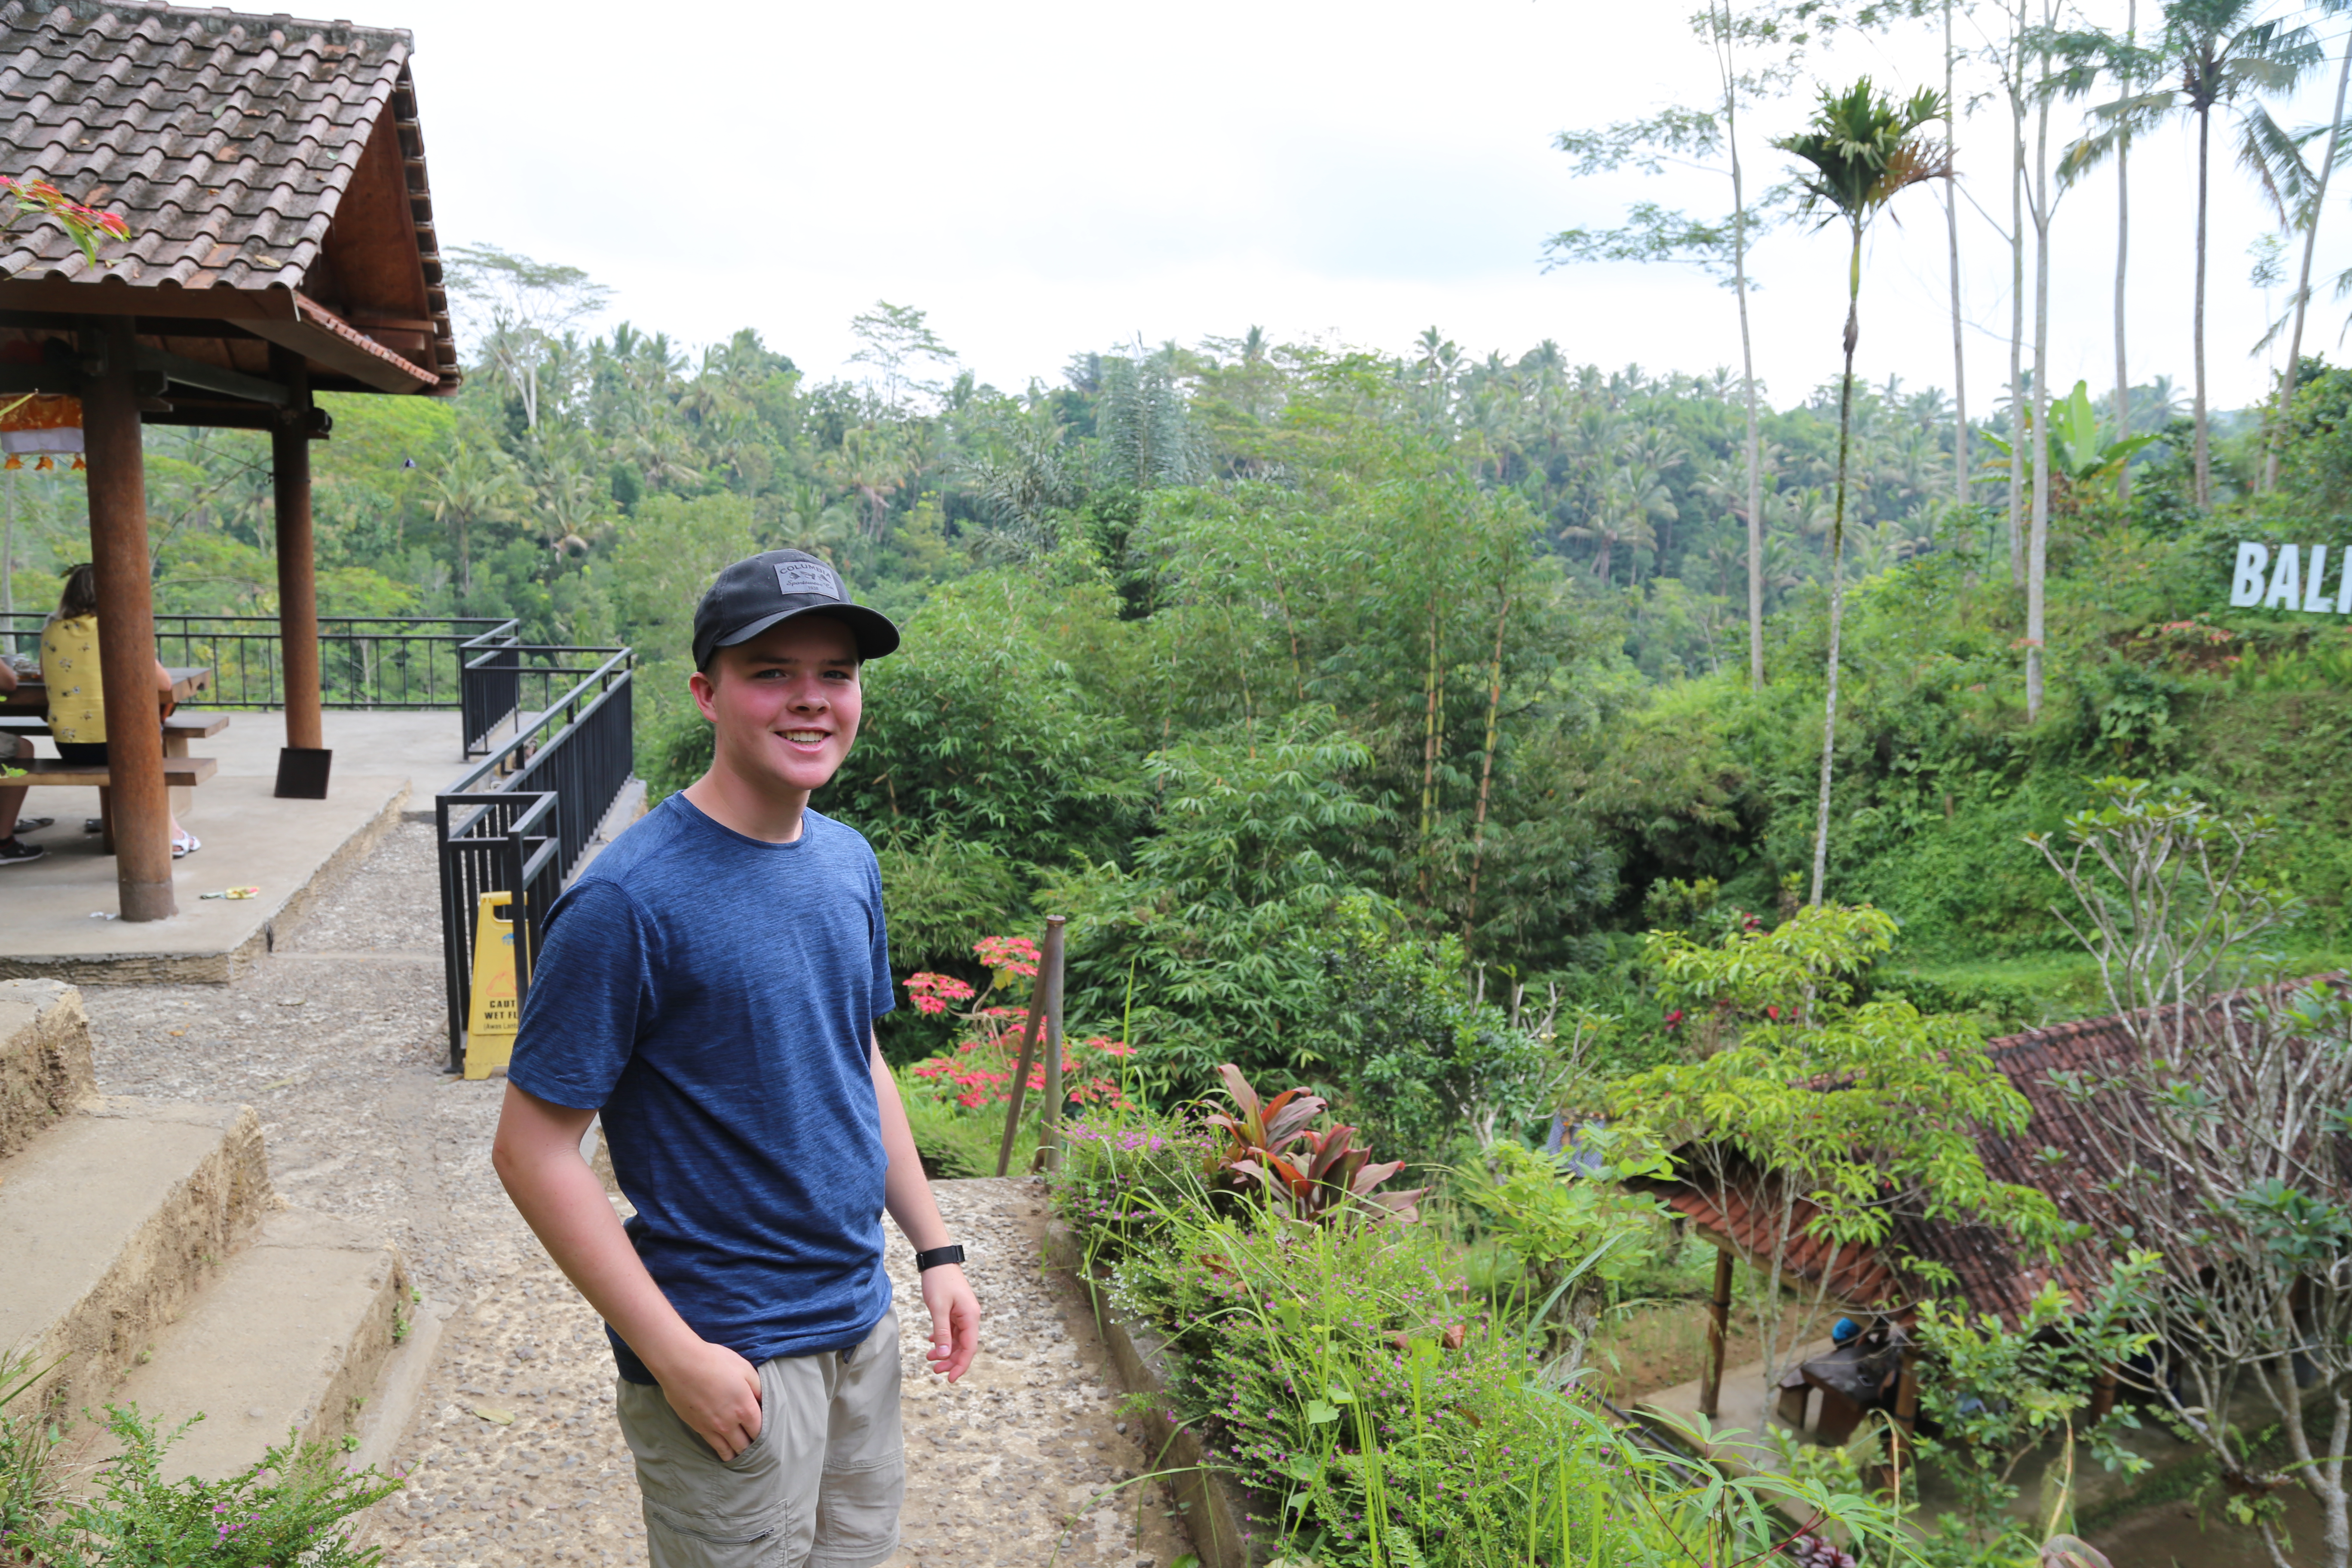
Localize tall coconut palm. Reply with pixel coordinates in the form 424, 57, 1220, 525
1774, 78, 1952, 906
2259, 0, 2352, 491
2129, 2, 2318, 504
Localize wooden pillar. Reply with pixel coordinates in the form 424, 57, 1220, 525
2089, 1365, 2118, 1424
1699, 1244, 1734, 1418
82, 319, 175, 921
270, 350, 322, 753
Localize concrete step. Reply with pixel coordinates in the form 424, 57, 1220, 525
0, 1093, 271, 1422
0, 977, 95, 1160
107, 1209, 410, 1481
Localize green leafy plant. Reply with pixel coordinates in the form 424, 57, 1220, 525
30, 1403, 400, 1568
1912, 1259, 2159, 1562
1612, 902, 2064, 1389
1461, 1139, 1671, 1375
0, 1349, 66, 1560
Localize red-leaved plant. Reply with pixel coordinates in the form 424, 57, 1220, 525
1206, 1063, 1424, 1226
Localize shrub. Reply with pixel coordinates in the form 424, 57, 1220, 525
29, 1404, 400, 1568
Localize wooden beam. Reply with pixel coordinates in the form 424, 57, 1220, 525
241, 294, 436, 394
133, 345, 290, 407
81, 319, 176, 921
0, 278, 293, 322
271, 348, 323, 757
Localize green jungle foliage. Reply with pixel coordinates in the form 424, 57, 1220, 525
15, 252, 2352, 1155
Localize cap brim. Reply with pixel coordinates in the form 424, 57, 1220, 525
709, 601, 900, 662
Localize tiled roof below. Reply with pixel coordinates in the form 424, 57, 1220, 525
1643, 983, 2345, 1325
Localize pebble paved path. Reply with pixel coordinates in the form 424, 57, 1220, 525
79, 819, 1196, 1568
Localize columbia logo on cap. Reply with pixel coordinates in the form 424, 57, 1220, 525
775, 560, 841, 599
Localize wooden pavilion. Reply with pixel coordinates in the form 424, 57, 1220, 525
0, 1, 459, 920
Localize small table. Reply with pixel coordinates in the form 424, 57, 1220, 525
1, 665, 212, 715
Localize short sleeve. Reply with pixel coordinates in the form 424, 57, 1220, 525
867, 848, 895, 1021
508, 878, 655, 1110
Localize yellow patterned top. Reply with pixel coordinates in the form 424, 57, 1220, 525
40, 613, 105, 744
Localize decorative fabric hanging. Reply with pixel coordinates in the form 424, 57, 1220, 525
0, 391, 83, 470
0, 338, 84, 474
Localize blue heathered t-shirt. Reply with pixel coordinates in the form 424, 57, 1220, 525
505, 793, 896, 1384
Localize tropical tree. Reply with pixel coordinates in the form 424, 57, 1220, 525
429, 438, 523, 602
1774, 77, 1951, 905
2032, 782, 2352, 1568
1548, 0, 1804, 687
2149, 1, 2318, 504
1611, 904, 2063, 1395
445, 244, 610, 431
2259, 0, 2352, 491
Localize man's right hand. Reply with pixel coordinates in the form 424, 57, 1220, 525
650, 1337, 764, 1461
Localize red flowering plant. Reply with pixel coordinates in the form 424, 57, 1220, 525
2, 176, 132, 267
902, 935, 1133, 1114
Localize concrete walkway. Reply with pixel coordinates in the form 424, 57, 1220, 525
79, 820, 1194, 1568
0, 709, 471, 983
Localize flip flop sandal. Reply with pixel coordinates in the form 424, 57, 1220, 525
14, 816, 54, 833
171, 832, 200, 859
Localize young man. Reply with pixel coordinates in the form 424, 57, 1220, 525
493, 549, 980, 1568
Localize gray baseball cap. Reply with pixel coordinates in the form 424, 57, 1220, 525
691, 550, 900, 668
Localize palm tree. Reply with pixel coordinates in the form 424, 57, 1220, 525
430, 439, 522, 604
2254, 1, 2352, 491
1775, 78, 1951, 906
2100, 2, 2318, 504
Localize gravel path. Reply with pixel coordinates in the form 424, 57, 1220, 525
80, 820, 1196, 1568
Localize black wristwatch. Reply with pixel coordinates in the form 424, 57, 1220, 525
914, 1244, 966, 1272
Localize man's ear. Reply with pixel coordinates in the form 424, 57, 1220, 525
689, 665, 720, 723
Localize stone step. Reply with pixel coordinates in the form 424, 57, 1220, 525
0, 1093, 270, 1422
107, 1209, 410, 1481
0, 977, 95, 1161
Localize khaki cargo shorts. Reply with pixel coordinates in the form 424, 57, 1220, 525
615, 1309, 904, 1568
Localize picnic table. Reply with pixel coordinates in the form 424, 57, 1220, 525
3, 668, 224, 845
1, 665, 213, 714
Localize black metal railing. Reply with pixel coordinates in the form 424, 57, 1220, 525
458, 642, 638, 760
436, 790, 565, 1077
435, 647, 635, 1073
0, 611, 519, 715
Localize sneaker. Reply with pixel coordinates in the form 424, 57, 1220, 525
0, 836, 44, 866
172, 832, 200, 860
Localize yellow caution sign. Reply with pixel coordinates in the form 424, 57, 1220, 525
464, 891, 524, 1079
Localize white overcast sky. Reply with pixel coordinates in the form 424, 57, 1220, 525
389, 0, 2351, 413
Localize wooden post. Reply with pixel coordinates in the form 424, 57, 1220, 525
81, 320, 175, 922
2089, 1364, 2118, 1424
1699, 1245, 1734, 1418
993, 948, 1052, 1179
270, 349, 325, 772
1038, 915, 1067, 1173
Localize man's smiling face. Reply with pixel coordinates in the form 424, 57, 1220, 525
692, 615, 863, 797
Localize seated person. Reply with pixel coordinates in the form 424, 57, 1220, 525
40, 563, 197, 858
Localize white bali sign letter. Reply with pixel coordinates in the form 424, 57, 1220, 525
2230, 542, 2352, 613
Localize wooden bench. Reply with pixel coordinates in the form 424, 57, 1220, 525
2, 712, 231, 815
10, 756, 218, 853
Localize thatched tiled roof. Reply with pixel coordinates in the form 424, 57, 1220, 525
0, 1, 456, 392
